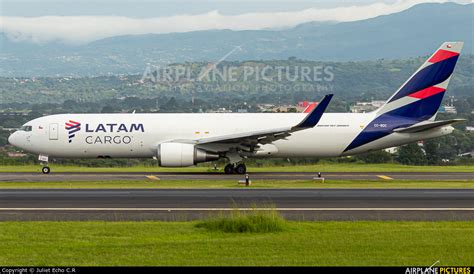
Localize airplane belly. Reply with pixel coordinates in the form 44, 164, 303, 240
273, 126, 361, 157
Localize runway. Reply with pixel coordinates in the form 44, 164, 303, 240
1, 188, 473, 221
0, 171, 473, 181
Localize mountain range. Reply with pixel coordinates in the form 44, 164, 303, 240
0, 2, 472, 77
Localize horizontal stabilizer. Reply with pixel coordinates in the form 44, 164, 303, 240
393, 119, 466, 133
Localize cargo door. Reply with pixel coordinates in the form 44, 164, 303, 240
49, 123, 58, 140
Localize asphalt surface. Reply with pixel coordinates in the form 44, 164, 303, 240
0, 171, 473, 181
1, 188, 473, 221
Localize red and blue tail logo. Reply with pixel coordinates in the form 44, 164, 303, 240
65, 120, 81, 143
345, 42, 463, 152
383, 42, 461, 109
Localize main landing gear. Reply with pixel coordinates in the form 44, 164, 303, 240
224, 163, 247, 174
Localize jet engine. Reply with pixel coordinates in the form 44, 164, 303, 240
156, 142, 219, 167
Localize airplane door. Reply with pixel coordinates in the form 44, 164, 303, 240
49, 123, 58, 140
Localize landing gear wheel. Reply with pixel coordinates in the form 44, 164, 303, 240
224, 164, 234, 174
235, 163, 246, 174
42, 166, 50, 174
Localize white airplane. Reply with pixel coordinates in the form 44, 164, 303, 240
8, 42, 465, 174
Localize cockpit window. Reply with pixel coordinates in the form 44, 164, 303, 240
20, 125, 32, 132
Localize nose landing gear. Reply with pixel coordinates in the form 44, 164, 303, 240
38, 154, 50, 174
41, 166, 50, 174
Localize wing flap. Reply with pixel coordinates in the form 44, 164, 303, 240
196, 126, 291, 145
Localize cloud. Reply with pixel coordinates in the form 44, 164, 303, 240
0, 0, 468, 44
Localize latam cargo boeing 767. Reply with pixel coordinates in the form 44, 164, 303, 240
8, 42, 465, 174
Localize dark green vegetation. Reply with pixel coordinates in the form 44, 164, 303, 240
0, 221, 472, 266
1, 55, 473, 106
195, 209, 287, 233
1, 3, 472, 76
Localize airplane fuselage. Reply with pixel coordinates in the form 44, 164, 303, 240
8, 112, 453, 160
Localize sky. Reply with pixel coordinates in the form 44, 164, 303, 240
0, 0, 471, 44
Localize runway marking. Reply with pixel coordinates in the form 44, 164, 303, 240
146, 175, 160, 180
0, 208, 473, 211
377, 175, 394, 180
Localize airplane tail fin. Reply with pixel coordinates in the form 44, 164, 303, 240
376, 42, 463, 121
344, 42, 463, 153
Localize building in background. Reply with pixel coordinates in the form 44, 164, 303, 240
438, 96, 458, 114
257, 101, 318, 113
350, 100, 385, 113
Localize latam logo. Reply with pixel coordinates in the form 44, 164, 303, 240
85, 123, 144, 133
65, 120, 81, 143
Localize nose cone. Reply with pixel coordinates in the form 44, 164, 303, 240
8, 131, 19, 147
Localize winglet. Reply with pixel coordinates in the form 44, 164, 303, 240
293, 94, 333, 130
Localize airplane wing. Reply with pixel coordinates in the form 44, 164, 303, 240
171, 94, 333, 152
393, 119, 466, 133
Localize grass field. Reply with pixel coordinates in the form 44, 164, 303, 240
1, 179, 473, 189
0, 221, 472, 266
1, 163, 473, 173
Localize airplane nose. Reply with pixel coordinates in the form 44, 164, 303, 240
8, 131, 19, 147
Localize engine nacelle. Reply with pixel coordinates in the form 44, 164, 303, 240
157, 142, 219, 167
